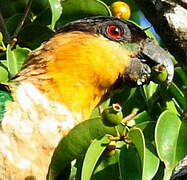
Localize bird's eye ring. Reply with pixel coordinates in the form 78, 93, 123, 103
106, 25, 123, 39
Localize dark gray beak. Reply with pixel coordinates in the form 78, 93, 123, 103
124, 38, 174, 85
141, 39, 174, 83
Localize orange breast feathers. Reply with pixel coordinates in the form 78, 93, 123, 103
17, 31, 131, 119
47, 32, 131, 118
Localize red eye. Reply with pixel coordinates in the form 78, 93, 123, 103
107, 25, 123, 39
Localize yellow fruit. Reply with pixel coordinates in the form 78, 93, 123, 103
111, 1, 131, 20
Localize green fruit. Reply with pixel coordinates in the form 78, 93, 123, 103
101, 104, 123, 127
152, 64, 168, 83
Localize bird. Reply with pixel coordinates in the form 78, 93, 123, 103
0, 16, 174, 180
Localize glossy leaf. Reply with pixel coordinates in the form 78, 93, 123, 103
0, 32, 2, 42
0, 32, 4, 46
135, 121, 156, 142
155, 111, 181, 167
6, 45, 30, 77
165, 99, 179, 115
0, 60, 7, 67
48, 0, 62, 30
0, 32, 6, 50
175, 120, 187, 164
129, 128, 159, 180
174, 67, 187, 87
0, 65, 9, 83
119, 146, 141, 180
91, 99, 110, 118
112, 87, 146, 116
92, 150, 120, 180
168, 83, 187, 110
143, 82, 158, 101
155, 111, 182, 180
127, 111, 152, 126
47, 117, 124, 180
81, 135, 110, 180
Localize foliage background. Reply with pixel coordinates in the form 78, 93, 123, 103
0, 0, 187, 180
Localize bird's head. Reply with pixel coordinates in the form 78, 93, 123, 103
15, 16, 174, 119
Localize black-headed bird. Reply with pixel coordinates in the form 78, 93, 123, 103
0, 16, 174, 180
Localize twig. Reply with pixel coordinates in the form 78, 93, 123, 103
0, 10, 11, 43
121, 111, 138, 124
12, 0, 33, 39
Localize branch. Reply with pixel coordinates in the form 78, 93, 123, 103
13, 0, 33, 39
0, 10, 11, 43
134, 0, 187, 68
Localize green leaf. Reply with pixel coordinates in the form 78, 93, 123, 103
155, 111, 181, 179
92, 150, 120, 180
6, 45, 31, 77
127, 111, 152, 126
119, 146, 141, 180
54, 164, 71, 180
0, 32, 3, 45
175, 120, 187, 164
155, 111, 187, 179
47, 117, 124, 180
56, 0, 111, 28
0, 66, 9, 83
165, 99, 180, 115
152, 162, 165, 180
135, 121, 156, 142
168, 83, 187, 110
128, 128, 159, 180
174, 67, 187, 87
143, 82, 158, 101
48, 0, 62, 30
91, 99, 110, 118
112, 87, 146, 116
155, 111, 181, 168
81, 135, 110, 180
0, 32, 6, 49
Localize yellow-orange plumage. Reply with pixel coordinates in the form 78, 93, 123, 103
46, 32, 131, 118
16, 31, 131, 119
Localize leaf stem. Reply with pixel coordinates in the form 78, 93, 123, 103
163, 168, 172, 180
